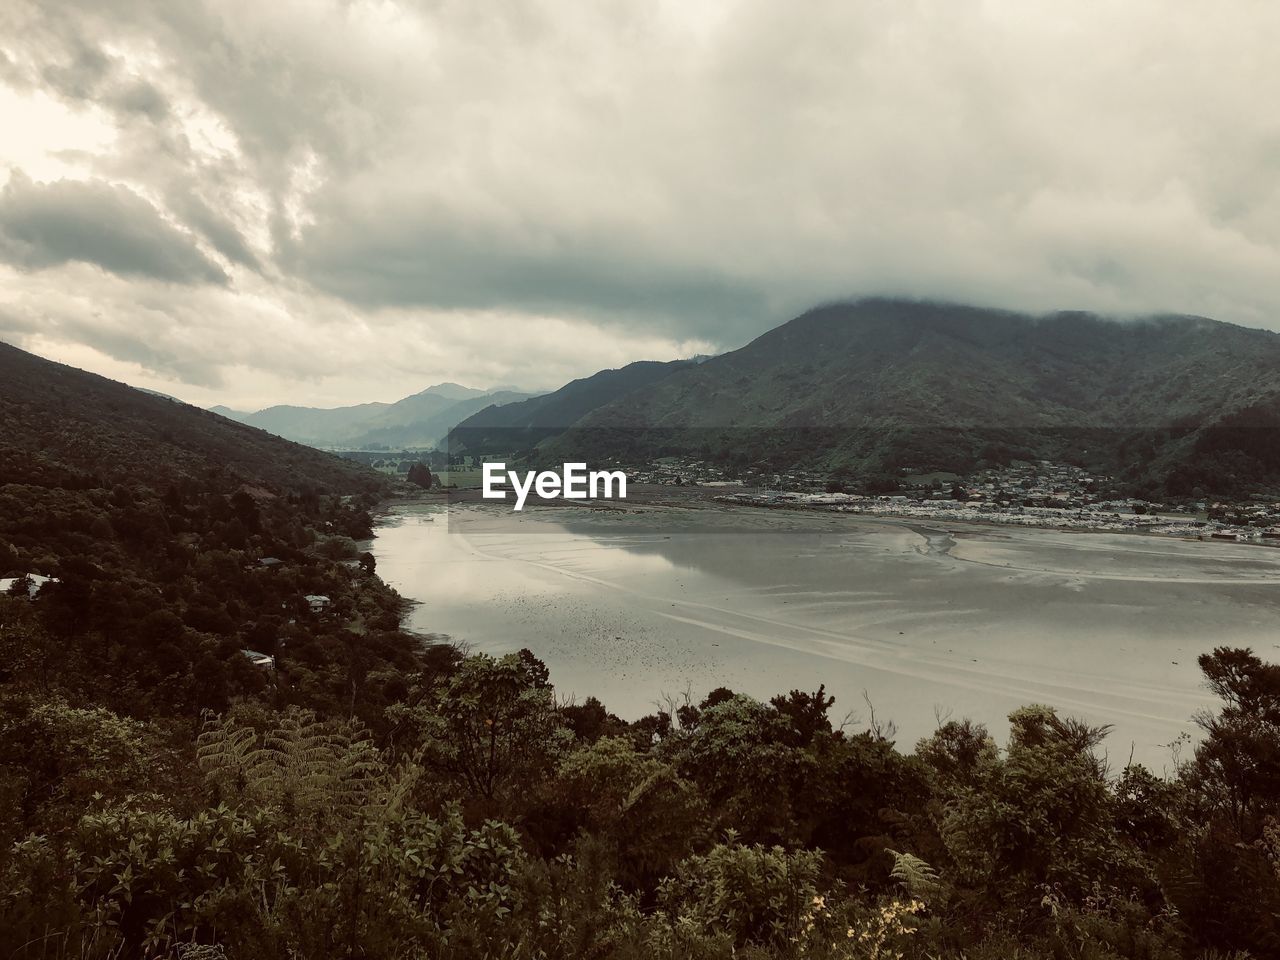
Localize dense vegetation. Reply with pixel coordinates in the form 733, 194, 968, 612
0, 341, 410, 719
0, 343, 389, 497
3, 628, 1278, 958
2, 339, 1278, 958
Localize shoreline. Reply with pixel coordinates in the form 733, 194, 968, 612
387, 483, 1275, 552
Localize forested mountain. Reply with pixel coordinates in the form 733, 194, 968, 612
0, 342, 388, 495
0, 338, 416, 712
217, 383, 530, 450
548, 299, 1280, 492
449, 358, 695, 456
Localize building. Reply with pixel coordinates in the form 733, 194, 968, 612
240, 649, 276, 672
304, 594, 330, 613
0, 573, 58, 599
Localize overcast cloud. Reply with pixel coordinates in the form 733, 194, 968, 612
1, 0, 1278, 409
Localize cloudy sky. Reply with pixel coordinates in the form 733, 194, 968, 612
2, 1, 1279, 410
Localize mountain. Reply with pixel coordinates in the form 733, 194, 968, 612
0, 340, 389, 495
449, 359, 695, 457
544, 299, 1280, 493
227, 401, 395, 445
343, 390, 530, 449
0, 340, 419, 737
218, 383, 530, 449
418, 382, 490, 401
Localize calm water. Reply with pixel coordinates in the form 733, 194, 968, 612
373, 502, 1280, 769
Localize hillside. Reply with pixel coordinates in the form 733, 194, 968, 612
0, 339, 423, 726
219, 383, 530, 449
343, 389, 530, 449
547, 299, 1280, 492
449, 359, 694, 456
0, 341, 389, 496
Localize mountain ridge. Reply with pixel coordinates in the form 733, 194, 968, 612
215, 383, 532, 449
449, 359, 696, 457
539, 299, 1280, 493
0, 340, 389, 495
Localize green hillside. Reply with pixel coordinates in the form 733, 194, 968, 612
0, 340, 412, 720
0, 341, 390, 495
449, 358, 695, 457
549, 299, 1280, 492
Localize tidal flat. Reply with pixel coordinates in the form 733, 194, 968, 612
373, 499, 1280, 769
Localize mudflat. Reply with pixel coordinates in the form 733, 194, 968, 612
373, 498, 1280, 769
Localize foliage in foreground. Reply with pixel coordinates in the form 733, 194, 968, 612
1, 638, 1279, 959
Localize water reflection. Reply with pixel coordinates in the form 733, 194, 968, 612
374, 503, 1280, 769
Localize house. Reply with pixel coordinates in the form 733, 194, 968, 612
304, 594, 330, 613
258, 557, 283, 568
240, 649, 276, 672
0, 573, 58, 599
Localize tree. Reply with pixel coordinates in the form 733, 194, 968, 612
662, 694, 811, 843
915, 719, 999, 790
770, 685, 835, 746
655, 842, 826, 949
407, 463, 433, 489
409, 652, 567, 801
1178, 647, 1280, 954
937, 705, 1142, 918
554, 737, 704, 887
358, 551, 376, 575
560, 695, 625, 742
0, 695, 152, 842
1188, 646, 1280, 836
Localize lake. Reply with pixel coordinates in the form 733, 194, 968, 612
373, 499, 1280, 770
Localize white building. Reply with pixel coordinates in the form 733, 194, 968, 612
0, 574, 58, 599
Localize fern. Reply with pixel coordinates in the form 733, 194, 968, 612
196, 713, 269, 801
196, 708, 386, 823
887, 849, 943, 902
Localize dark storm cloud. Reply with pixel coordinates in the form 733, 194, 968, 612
168, 191, 260, 270
292, 207, 766, 332
0, 174, 228, 284
3, 0, 1280, 406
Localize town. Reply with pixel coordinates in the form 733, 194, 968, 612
622, 457, 1280, 543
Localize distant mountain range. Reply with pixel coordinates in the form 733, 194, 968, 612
462, 299, 1280, 496
449, 360, 696, 457
213, 383, 531, 450
166, 296, 1280, 495
0, 342, 386, 495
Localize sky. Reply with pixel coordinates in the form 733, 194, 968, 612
2, 0, 1279, 411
